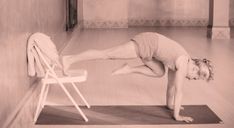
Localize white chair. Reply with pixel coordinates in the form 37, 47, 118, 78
31, 35, 90, 123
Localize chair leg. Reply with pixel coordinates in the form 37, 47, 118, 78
41, 84, 50, 108
58, 82, 89, 122
34, 83, 47, 123
71, 82, 90, 108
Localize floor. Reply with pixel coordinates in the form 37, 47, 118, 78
39, 27, 234, 128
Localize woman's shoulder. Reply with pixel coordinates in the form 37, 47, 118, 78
175, 55, 190, 70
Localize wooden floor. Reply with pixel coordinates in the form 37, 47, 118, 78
38, 27, 234, 128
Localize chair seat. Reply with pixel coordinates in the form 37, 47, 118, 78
42, 69, 88, 84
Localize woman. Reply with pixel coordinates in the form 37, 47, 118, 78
62, 32, 214, 123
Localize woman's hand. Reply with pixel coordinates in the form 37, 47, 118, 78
167, 105, 184, 110
174, 115, 194, 123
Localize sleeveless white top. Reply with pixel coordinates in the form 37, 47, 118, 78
131, 32, 190, 71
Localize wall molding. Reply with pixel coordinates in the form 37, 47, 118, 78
83, 19, 128, 28
128, 18, 209, 27
82, 19, 234, 28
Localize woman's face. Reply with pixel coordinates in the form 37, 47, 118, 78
186, 64, 200, 80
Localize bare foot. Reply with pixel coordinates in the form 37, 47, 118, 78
112, 63, 131, 75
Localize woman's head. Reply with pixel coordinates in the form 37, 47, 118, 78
186, 58, 214, 81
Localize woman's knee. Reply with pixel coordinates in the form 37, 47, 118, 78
144, 59, 165, 77
154, 67, 165, 77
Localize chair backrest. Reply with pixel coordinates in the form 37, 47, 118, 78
33, 44, 57, 75
28, 32, 61, 76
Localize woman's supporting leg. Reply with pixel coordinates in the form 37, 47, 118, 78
112, 63, 158, 77
62, 41, 139, 72
112, 59, 165, 77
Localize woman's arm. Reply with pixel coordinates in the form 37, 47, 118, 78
166, 69, 175, 109
167, 69, 185, 110
173, 56, 193, 123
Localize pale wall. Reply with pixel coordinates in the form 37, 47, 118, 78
81, 0, 234, 27
213, 0, 230, 26
0, 0, 68, 126
78, 0, 84, 24
128, 0, 209, 26
129, 0, 208, 19
83, 0, 129, 28
82, 0, 210, 27
230, 0, 234, 25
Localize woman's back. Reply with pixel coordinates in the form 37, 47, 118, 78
131, 32, 189, 70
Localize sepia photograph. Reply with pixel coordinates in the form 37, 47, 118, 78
0, 0, 234, 128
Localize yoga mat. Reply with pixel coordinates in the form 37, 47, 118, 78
36, 105, 222, 125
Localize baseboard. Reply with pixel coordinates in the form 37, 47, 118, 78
2, 79, 40, 128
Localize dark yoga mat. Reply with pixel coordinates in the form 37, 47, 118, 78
36, 105, 222, 125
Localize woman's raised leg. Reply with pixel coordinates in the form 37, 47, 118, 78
62, 41, 139, 72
